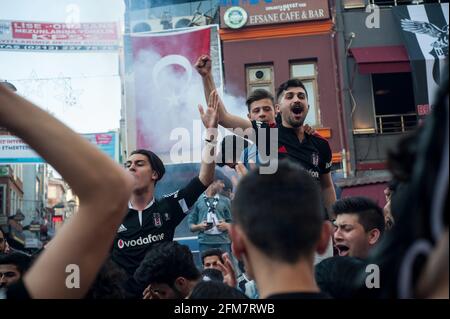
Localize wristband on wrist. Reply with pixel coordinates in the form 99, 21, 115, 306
205, 138, 217, 145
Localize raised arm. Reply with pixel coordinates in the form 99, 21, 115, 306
195, 55, 252, 132
0, 84, 133, 298
197, 90, 220, 187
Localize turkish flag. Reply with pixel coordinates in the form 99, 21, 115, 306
131, 27, 211, 162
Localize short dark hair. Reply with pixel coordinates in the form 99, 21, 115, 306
134, 242, 200, 288
201, 268, 224, 282
332, 197, 385, 235
0, 252, 32, 275
190, 281, 249, 299
201, 248, 224, 265
315, 256, 368, 298
130, 149, 165, 183
232, 160, 324, 263
85, 258, 127, 299
276, 79, 309, 101
246, 89, 275, 113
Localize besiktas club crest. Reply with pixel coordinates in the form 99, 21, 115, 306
153, 213, 162, 227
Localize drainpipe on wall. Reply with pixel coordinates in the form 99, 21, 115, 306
330, 0, 355, 178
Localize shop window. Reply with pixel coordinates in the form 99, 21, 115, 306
371, 73, 418, 134
343, 0, 366, 9
290, 61, 320, 126
246, 65, 275, 96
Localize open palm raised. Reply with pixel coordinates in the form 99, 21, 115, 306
198, 89, 219, 129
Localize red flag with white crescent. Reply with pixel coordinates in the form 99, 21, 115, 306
131, 27, 211, 162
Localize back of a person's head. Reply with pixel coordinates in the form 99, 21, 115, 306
232, 160, 324, 263
315, 256, 368, 298
190, 281, 249, 299
130, 149, 165, 182
134, 242, 200, 288
333, 197, 385, 236
201, 248, 224, 264
85, 258, 127, 299
0, 251, 32, 274
201, 268, 224, 282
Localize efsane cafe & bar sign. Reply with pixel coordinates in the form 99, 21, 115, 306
220, 0, 330, 29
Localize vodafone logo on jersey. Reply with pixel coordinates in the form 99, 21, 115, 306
117, 233, 165, 249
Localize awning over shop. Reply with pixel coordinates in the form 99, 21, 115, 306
350, 45, 411, 74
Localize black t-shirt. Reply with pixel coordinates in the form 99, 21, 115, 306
111, 177, 207, 276
266, 292, 331, 299
6, 279, 31, 299
252, 118, 332, 180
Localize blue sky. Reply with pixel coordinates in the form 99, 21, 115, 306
0, 0, 125, 134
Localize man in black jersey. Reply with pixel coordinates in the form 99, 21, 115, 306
112, 91, 220, 279
271, 79, 336, 214
195, 55, 336, 214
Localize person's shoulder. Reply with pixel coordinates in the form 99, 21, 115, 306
266, 291, 332, 299
310, 131, 328, 142
219, 194, 231, 203
252, 120, 278, 129
309, 132, 331, 150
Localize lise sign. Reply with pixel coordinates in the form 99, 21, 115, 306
220, 0, 330, 29
0, 20, 119, 52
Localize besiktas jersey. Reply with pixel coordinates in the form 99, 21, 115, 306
252, 118, 332, 180
112, 177, 207, 276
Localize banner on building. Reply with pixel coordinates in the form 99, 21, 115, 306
82, 131, 120, 162
0, 20, 119, 52
220, 0, 330, 29
393, 3, 449, 110
0, 136, 44, 164
131, 25, 221, 163
0, 131, 119, 164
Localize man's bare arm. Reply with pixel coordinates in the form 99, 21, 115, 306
195, 55, 252, 132
0, 84, 133, 298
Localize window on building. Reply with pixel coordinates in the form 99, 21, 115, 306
290, 61, 320, 126
371, 72, 418, 134
246, 65, 275, 96
343, 0, 366, 9
0, 185, 5, 215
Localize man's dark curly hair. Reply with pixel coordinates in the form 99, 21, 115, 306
85, 258, 127, 299
134, 242, 200, 288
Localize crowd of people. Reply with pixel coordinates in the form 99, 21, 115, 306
0, 54, 447, 300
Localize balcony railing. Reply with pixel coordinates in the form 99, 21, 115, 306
376, 113, 418, 134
